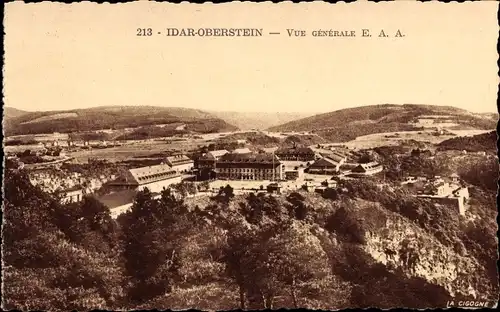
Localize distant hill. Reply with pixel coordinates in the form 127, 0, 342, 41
268, 104, 496, 143
4, 106, 238, 136
218, 131, 282, 147
208, 111, 315, 130
437, 131, 497, 152
478, 112, 498, 120
3, 107, 30, 119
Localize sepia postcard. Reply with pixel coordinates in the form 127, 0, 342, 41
2, 1, 499, 310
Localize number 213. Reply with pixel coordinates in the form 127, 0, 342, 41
137, 28, 152, 36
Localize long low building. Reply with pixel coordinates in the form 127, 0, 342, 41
215, 152, 284, 181
56, 186, 85, 204
275, 146, 316, 161
348, 162, 383, 177
165, 154, 194, 173
108, 164, 182, 193
307, 154, 346, 174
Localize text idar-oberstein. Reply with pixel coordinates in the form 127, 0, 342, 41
166, 28, 264, 36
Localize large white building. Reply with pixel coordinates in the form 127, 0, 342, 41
215, 152, 284, 181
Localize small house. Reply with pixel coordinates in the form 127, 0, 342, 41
267, 183, 282, 194
57, 187, 84, 204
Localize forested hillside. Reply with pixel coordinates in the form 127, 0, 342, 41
4, 106, 238, 136
268, 104, 496, 142
437, 131, 497, 152
2, 162, 498, 310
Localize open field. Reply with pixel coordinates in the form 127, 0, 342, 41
67, 140, 208, 162
262, 131, 313, 139
199, 130, 259, 141
447, 129, 493, 137
4, 144, 46, 153
6, 132, 70, 141
342, 130, 457, 149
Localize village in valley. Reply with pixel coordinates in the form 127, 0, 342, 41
5, 123, 483, 220
3, 103, 498, 310
4, 105, 495, 226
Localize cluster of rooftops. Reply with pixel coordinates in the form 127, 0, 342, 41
108, 144, 385, 187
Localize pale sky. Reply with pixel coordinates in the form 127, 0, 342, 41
4, 1, 499, 114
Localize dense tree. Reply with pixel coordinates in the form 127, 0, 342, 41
2, 169, 125, 310
437, 131, 496, 152
286, 192, 310, 221
212, 184, 235, 204
322, 187, 339, 201
458, 156, 498, 191
325, 206, 366, 245
222, 224, 258, 309
243, 193, 286, 223
121, 188, 192, 304
172, 181, 198, 197
258, 222, 330, 308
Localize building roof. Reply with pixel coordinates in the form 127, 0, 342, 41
218, 152, 281, 164
210, 149, 229, 157
199, 150, 229, 161
165, 154, 193, 166
208, 149, 229, 158
55, 186, 84, 195
96, 189, 138, 209
198, 153, 216, 161
232, 148, 252, 154
260, 147, 279, 154
111, 164, 180, 186
331, 147, 351, 157
309, 157, 342, 168
332, 150, 349, 157
275, 146, 315, 155
326, 153, 346, 163
353, 162, 383, 172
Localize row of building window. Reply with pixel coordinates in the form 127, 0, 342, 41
138, 171, 177, 181
170, 160, 194, 166
218, 174, 279, 180
216, 168, 281, 173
